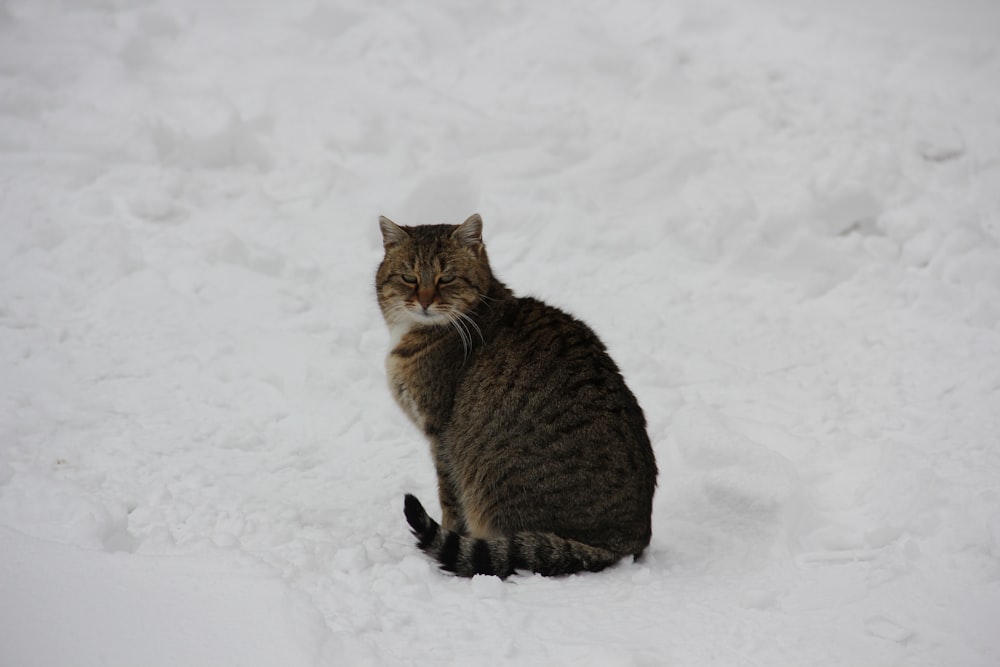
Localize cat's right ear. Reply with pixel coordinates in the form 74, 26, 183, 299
452, 213, 484, 252
379, 216, 409, 249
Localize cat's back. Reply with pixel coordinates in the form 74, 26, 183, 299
482, 295, 611, 377
454, 293, 648, 440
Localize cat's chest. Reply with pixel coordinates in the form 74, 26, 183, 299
385, 352, 426, 430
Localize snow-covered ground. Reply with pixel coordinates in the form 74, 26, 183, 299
2, 0, 999, 664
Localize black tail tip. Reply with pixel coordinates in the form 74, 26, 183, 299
403, 494, 429, 532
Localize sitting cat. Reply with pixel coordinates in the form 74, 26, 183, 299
376, 214, 657, 577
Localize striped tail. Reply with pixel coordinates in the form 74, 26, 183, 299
403, 494, 621, 578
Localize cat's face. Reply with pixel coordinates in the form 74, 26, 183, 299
376, 214, 492, 334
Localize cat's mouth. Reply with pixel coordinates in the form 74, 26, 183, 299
408, 305, 451, 326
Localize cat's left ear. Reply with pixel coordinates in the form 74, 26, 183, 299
452, 214, 483, 251
379, 216, 409, 248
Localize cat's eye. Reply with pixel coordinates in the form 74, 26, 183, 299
438, 276, 456, 285
401, 275, 418, 285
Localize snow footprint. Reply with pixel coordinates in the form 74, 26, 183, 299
663, 403, 800, 569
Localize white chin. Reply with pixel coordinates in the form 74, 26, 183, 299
409, 309, 450, 326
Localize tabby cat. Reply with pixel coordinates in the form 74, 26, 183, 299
376, 214, 657, 577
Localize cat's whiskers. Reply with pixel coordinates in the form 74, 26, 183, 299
477, 295, 496, 313
447, 311, 472, 358
455, 310, 484, 347
447, 309, 487, 361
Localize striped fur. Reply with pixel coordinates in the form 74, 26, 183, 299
404, 494, 620, 577
377, 215, 657, 578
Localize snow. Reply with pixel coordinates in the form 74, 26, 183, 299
1, 0, 999, 665
0, 527, 335, 666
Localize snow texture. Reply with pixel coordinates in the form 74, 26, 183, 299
2, 0, 999, 665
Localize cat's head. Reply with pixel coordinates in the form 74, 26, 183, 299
376, 214, 492, 332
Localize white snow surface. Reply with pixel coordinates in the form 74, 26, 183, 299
2, 0, 999, 664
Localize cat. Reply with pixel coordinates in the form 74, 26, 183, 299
376, 213, 657, 577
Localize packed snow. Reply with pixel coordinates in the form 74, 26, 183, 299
2, 0, 999, 665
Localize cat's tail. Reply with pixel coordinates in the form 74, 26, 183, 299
403, 494, 621, 578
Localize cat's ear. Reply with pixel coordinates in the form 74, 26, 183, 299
379, 216, 409, 248
452, 214, 483, 251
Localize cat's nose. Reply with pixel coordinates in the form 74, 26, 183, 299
417, 288, 435, 310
